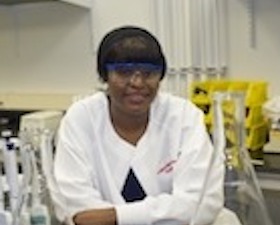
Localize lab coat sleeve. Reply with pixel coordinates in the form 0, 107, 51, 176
115, 109, 225, 225
51, 108, 113, 223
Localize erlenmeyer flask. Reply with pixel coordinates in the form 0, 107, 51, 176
212, 91, 273, 225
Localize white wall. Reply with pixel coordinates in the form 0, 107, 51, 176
0, 2, 96, 94
91, 0, 152, 53
227, 0, 280, 97
1, 0, 280, 99
0, 0, 152, 96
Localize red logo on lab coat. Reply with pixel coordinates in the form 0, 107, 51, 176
157, 160, 177, 174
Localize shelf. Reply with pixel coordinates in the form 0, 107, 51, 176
61, 0, 92, 8
0, 0, 92, 8
0, 93, 74, 110
0, 0, 57, 5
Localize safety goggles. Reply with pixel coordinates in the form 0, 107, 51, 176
106, 63, 163, 79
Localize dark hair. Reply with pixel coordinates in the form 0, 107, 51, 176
97, 26, 167, 82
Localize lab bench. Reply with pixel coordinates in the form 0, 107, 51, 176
255, 153, 280, 225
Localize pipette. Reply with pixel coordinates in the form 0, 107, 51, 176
0, 136, 13, 225
30, 147, 50, 225
18, 130, 33, 225
1, 130, 19, 216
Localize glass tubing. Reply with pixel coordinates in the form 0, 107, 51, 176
191, 91, 273, 225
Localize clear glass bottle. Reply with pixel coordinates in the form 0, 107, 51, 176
212, 91, 273, 225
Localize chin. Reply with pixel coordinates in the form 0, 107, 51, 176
125, 105, 149, 116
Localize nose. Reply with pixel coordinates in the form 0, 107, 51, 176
128, 71, 145, 86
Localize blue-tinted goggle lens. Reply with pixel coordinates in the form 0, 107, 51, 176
106, 63, 162, 77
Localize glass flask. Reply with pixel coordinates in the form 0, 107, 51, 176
211, 91, 273, 225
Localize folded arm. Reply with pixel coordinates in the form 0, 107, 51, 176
73, 208, 117, 225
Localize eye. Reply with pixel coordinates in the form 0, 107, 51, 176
140, 69, 152, 77
116, 66, 134, 76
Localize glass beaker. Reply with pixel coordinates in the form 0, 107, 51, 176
212, 91, 273, 225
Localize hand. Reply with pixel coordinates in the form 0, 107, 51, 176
73, 208, 117, 225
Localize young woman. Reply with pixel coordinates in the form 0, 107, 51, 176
52, 26, 224, 225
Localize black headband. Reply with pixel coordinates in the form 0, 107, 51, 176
97, 26, 167, 82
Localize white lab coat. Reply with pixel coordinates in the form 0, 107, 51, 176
51, 91, 225, 225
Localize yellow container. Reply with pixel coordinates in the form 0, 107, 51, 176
207, 120, 269, 151
191, 80, 268, 127
191, 81, 212, 105
191, 79, 269, 157
191, 80, 268, 106
245, 81, 268, 106
191, 80, 229, 105
246, 121, 269, 151
245, 106, 265, 128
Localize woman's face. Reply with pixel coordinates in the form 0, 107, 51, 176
106, 63, 162, 117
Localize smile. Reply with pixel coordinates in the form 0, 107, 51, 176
125, 93, 147, 104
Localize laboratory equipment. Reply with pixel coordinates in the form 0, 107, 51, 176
0, 138, 12, 225
20, 110, 63, 132
1, 130, 19, 216
16, 129, 53, 225
18, 109, 65, 224
29, 149, 51, 225
0, 110, 62, 225
18, 131, 33, 225
212, 91, 273, 225
19, 110, 63, 149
